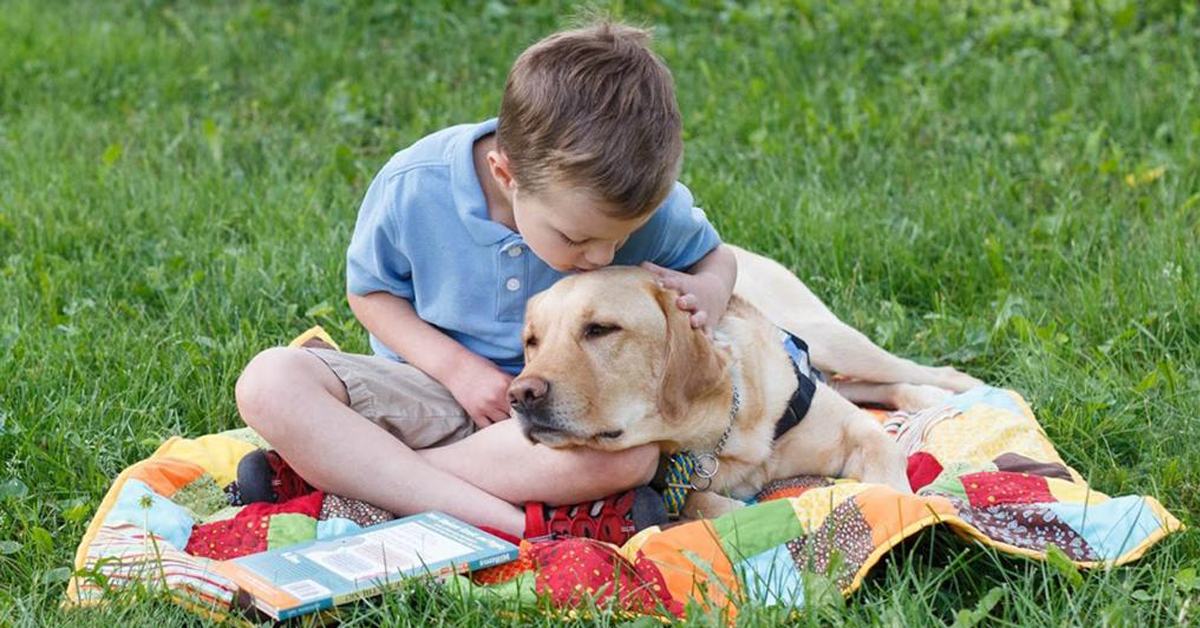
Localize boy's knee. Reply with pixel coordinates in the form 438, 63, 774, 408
234, 347, 311, 431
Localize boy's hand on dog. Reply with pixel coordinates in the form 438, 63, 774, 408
641, 262, 733, 334
445, 358, 514, 428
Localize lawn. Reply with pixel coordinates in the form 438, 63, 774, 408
1, 0, 1197, 625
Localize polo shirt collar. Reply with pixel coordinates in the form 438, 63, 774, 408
450, 118, 517, 246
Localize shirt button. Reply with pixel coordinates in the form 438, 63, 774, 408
507, 245, 523, 257
506, 278, 521, 291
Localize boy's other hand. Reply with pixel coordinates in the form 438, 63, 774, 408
641, 261, 733, 333
445, 358, 514, 428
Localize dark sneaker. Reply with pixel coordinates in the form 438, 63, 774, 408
236, 449, 315, 504
524, 485, 669, 545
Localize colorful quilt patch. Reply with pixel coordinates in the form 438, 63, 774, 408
992, 452, 1074, 482
153, 435, 257, 487
186, 513, 270, 560
923, 408, 1062, 468
906, 451, 944, 491
531, 538, 681, 616
104, 479, 196, 551
739, 544, 804, 607
1046, 478, 1111, 506
171, 473, 227, 520
1046, 496, 1165, 560
637, 520, 738, 611
946, 496, 1097, 560
319, 493, 394, 527
786, 499, 874, 588
471, 541, 536, 586
266, 513, 318, 549
713, 498, 803, 561
183, 492, 324, 560
786, 482, 872, 533
961, 471, 1055, 507
316, 517, 363, 539
201, 505, 243, 524
755, 475, 834, 502
126, 457, 206, 499
946, 386, 1028, 416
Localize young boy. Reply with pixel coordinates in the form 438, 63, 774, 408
234, 21, 736, 544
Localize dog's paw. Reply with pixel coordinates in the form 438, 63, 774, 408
682, 492, 745, 519
891, 384, 954, 412
928, 365, 984, 393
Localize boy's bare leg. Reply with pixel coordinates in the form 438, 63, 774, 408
418, 421, 659, 506
236, 348, 525, 533
236, 348, 656, 537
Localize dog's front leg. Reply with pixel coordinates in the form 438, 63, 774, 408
841, 417, 912, 494
772, 383, 913, 494
682, 491, 745, 519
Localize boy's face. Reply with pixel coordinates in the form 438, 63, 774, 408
512, 183, 651, 273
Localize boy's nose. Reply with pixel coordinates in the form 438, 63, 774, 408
584, 242, 616, 267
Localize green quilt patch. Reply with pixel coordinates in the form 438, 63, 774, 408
172, 473, 228, 520
266, 513, 318, 549
711, 499, 803, 562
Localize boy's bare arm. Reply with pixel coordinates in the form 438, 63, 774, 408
686, 243, 737, 297
347, 291, 514, 426
641, 244, 738, 331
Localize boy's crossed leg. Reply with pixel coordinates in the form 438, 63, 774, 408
234, 346, 658, 538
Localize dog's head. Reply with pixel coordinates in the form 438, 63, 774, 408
509, 267, 727, 450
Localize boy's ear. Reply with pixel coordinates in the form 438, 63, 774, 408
486, 150, 516, 192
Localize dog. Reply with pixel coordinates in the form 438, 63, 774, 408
508, 245, 981, 518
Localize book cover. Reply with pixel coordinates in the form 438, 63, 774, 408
214, 511, 519, 620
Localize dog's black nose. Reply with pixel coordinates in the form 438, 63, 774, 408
508, 376, 550, 415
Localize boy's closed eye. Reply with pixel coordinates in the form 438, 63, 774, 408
560, 232, 589, 246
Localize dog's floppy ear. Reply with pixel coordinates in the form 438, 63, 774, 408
653, 283, 726, 424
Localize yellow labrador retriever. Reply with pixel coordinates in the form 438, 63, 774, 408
508, 245, 980, 518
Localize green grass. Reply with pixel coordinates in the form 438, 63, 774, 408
1, 0, 1197, 625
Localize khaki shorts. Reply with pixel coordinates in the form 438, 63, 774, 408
305, 348, 475, 449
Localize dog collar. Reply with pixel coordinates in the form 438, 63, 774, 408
658, 374, 743, 515
686, 381, 741, 492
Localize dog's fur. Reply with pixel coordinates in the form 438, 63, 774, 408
508, 245, 980, 518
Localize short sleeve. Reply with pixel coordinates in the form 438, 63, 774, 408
645, 182, 722, 270
346, 169, 415, 299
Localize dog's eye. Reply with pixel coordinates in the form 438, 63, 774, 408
597, 430, 624, 439
525, 335, 539, 348
583, 323, 620, 339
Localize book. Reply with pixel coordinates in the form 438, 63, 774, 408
214, 511, 519, 621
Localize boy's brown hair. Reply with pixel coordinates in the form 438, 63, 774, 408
497, 20, 682, 220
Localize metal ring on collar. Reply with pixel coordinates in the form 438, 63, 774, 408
693, 453, 719, 479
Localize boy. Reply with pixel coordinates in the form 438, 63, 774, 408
234, 21, 736, 544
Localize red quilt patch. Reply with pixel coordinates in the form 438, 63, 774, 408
471, 540, 536, 585
184, 491, 324, 560
529, 537, 682, 617
960, 472, 1054, 507
906, 452, 943, 491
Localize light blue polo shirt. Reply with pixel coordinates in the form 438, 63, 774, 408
346, 119, 721, 374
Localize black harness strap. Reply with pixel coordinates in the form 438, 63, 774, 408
773, 331, 822, 441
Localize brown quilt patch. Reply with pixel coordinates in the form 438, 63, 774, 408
786, 499, 874, 588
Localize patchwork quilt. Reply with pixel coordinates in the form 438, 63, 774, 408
65, 327, 1183, 622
